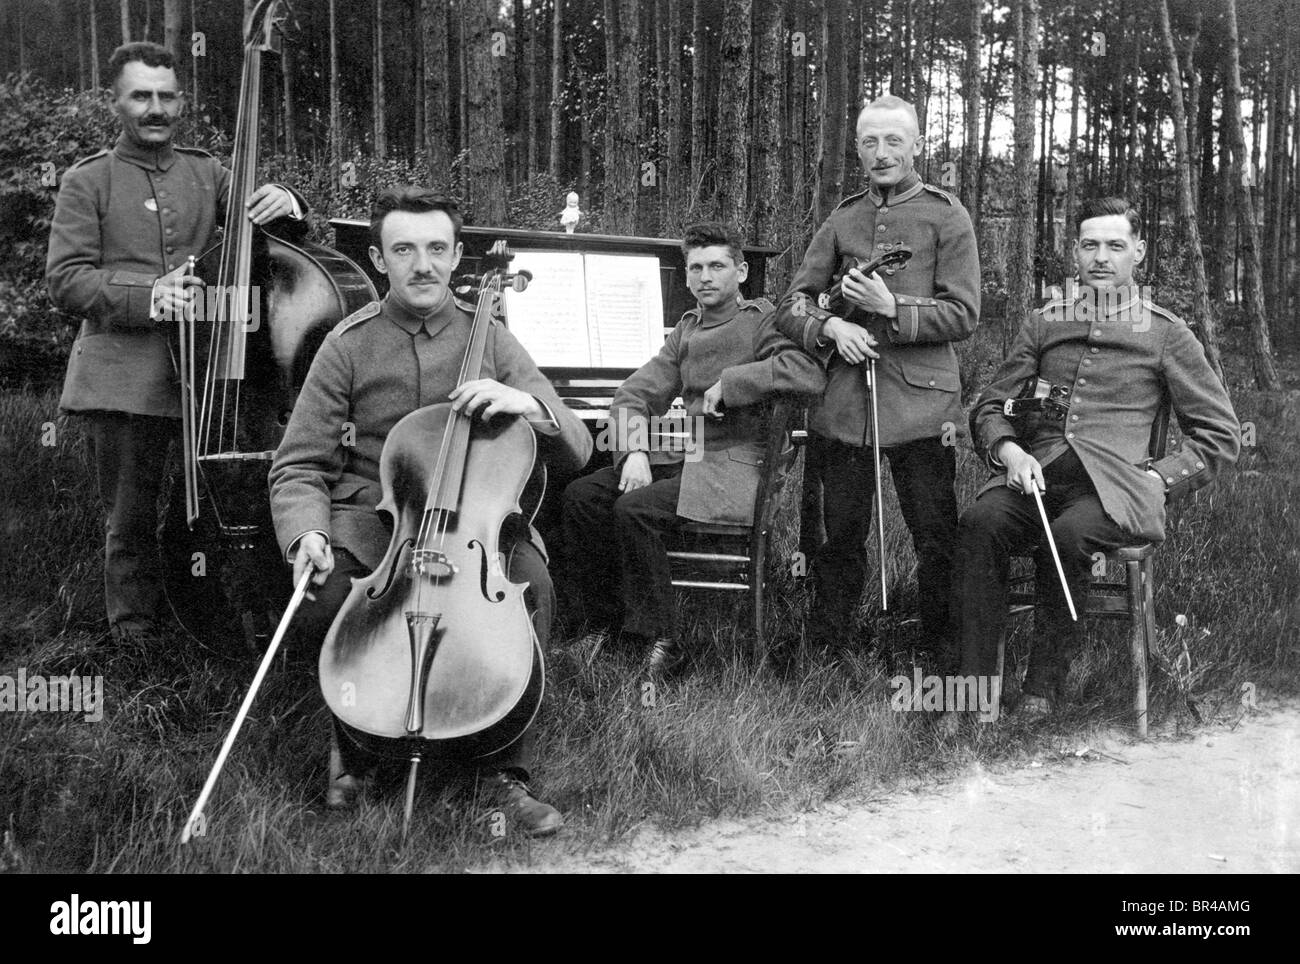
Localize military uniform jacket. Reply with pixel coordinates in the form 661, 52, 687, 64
269, 292, 594, 570
970, 288, 1240, 543
775, 172, 981, 447
46, 133, 304, 417
606, 295, 826, 525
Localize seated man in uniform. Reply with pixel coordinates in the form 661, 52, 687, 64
562, 222, 825, 675
269, 186, 592, 835
951, 197, 1240, 717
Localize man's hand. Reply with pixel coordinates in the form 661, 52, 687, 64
619, 451, 652, 493
291, 531, 333, 587
151, 268, 204, 322
822, 316, 880, 365
839, 267, 898, 318
449, 379, 544, 422
996, 439, 1046, 495
702, 380, 726, 419
246, 184, 297, 225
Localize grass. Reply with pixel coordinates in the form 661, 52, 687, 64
1, 325, 1297, 873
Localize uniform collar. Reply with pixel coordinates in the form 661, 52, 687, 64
113, 131, 176, 171
696, 295, 744, 328
383, 288, 461, 337
867, 170, 923, 208
1072, 283, 1143, 320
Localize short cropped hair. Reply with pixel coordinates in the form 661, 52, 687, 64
108, 42, 175, 88
681, 222, 745, 265
369, 185, 464, 249
858, 95, 920, 135
1076, 197, 1142, 238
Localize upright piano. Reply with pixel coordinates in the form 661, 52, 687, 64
329, 220, 779, 434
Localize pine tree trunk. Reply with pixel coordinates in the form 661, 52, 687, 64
164, 0, 181, 60
1157, 0, 1223, 382
815, 0, 847, 224
283, 44, 298, 163
549, 0, 563, 179
1005, 0, 1040, 354
373, 0, 387, 159
753, 0, 785, 251
330, 0, 341, 191
716, 0, 753, 230
1223, 0, 1281, 389
90, 0, 101, 89
665, 0, 683, 226
603, 0, 640, 234
464, 0, 508, 224
689, 0, 709, 212
960, 0, 981, 213
120, 0, 130, 44
423, 0, 451, 190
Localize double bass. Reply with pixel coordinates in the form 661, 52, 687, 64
164, 0, 376, 646
319, 248, 543, 828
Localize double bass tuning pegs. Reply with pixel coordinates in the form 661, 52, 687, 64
508, 270, 532, 294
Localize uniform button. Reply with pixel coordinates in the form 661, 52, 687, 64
167, 262, 175, 270
166, 245, 175, 253
928, 379, 935, 387
165, 228, 174, 235
1090, 347, 1099, 354
1078, 378, 1086, 385
1181, 469, 1190, 475
1067, 432, 1075, 439
880, 206, 889, 214
1071, 414, 1079, 421
1166, 477, 1175, 484
877, 242, 886, 249
877, 224, 887, 232
1093, 329, 1102, 337
1195, 461, 1205, 469
1083, 359, 1091, 366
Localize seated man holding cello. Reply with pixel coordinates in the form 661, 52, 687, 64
269, 186, 592, 836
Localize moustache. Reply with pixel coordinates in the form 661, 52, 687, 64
140, 116, 172, 127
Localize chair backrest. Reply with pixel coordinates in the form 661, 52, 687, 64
750, 396, 803, 531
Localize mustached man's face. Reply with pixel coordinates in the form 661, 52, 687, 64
369, 209, 463, 314
685, 244, 747, 309
856, 106, 923, 189
1074, 214, 1145, 289
113, 61, 183, 148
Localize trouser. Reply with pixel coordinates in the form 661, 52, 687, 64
560, 462, 683, 642
811, 433, 958, 647
83, 412, 177, 632
296, 538, 555, 782
950, 448, 1130, 699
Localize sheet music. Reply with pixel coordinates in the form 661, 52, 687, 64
503, 251, 591, 366
584, 254, 664, 367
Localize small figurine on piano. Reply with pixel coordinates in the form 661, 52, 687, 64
560, 191, 582, 233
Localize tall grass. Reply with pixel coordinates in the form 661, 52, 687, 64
1, 327, 1296, 872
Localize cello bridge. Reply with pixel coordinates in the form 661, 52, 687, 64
410, 548, 457, 578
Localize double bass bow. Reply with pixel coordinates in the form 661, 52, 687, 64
319, 245, 541, 832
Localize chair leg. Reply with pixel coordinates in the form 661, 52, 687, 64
751, 529, 767, 665
1138, 556, 1156, 739
1125, 560, 1149, 739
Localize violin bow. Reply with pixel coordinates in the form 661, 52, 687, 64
1030, 486, 1078, 621
181, 564, 315, 844
866, 358, 888, 611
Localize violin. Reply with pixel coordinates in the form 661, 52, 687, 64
816, 244, 914, 318
318, 246, 542, 822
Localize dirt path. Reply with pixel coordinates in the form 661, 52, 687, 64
518, 702, 1300, 873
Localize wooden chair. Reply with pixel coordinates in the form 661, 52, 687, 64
666, 397, 805, 662
1006, 396, 1171, 737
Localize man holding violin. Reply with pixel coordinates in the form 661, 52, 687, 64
46, 41, 305, 647
774, 94, 981, 661
269, 186, 591, 836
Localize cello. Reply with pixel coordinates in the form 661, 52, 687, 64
164, 0, 376, 647
319, 246, 543, 830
